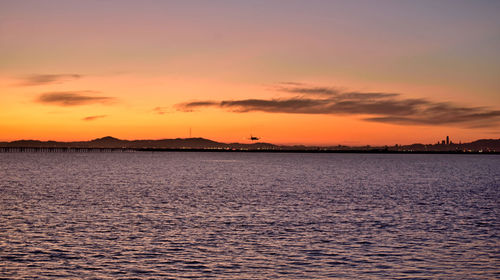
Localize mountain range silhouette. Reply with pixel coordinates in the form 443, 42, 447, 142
1, 136, 499, 152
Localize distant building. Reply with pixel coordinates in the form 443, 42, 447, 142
446, 136, 449, 145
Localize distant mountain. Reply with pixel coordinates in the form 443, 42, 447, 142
468, 139, 500, 150
90, 136, 122, 144
0, 137, 499, 152
0, 136, 279, 150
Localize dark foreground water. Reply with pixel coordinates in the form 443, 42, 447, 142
0, 152, 499, 279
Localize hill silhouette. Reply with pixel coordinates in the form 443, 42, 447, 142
0, 137, 277, 150
0, 136, 499, 152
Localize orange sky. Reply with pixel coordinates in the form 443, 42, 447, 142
1, 1, 499, 145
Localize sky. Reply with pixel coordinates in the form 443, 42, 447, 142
1, 0, 499, 145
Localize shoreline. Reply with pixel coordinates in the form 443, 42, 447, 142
1, 147, 498, 154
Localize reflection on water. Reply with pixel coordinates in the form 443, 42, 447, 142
0, 152, 499, 279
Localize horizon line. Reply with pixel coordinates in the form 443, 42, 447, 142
1, 135, 499, 148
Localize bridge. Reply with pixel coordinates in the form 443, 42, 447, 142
0, 147, 135, 153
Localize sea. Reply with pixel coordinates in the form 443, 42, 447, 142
0, 152, 499, 279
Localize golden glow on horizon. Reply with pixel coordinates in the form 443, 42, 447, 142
0, 72, 498, 145
0, 73, 490, 145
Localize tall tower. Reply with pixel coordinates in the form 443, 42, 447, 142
446, 136, 449, 145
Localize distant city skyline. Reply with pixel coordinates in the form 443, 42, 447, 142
1, 0, 499, 145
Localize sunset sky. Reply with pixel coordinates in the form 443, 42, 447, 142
1, 0, 499, 145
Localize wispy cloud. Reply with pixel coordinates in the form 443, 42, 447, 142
36, 91, 116, 106
176, 83, 500, 128
175, 101, 219, 112
82, 115, 107, 121
276, 85, 339, 96
18, 74, 82, 86
153, 106, 172, 115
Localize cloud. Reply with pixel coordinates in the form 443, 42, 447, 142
277, 84, 400, 100
277, 82, 305, 86
175, 101, 219, 112
18, 74, 82, 86
82, 115, 107, 121
277, 85, 339, 96
175, 84, 500, 128
153, 106, 172, 115
36, 91, 116, 106
220, 98, 330, 113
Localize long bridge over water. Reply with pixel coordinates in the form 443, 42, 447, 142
0, 147, 136, 153
1, 146, 498, 154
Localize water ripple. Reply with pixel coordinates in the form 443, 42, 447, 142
0, 152, 499, 279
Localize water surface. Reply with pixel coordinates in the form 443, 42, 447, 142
1, 152, 499, 279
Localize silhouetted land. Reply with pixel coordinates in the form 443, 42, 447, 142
0, 136, 499, 153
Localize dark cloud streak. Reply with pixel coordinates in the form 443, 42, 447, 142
175, 84, 500, 128
36, 91, 116, 106
175, 101, 219, 112
19, 74, 82, 86
281, 86, 339, 96
82, 115, 107, 121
